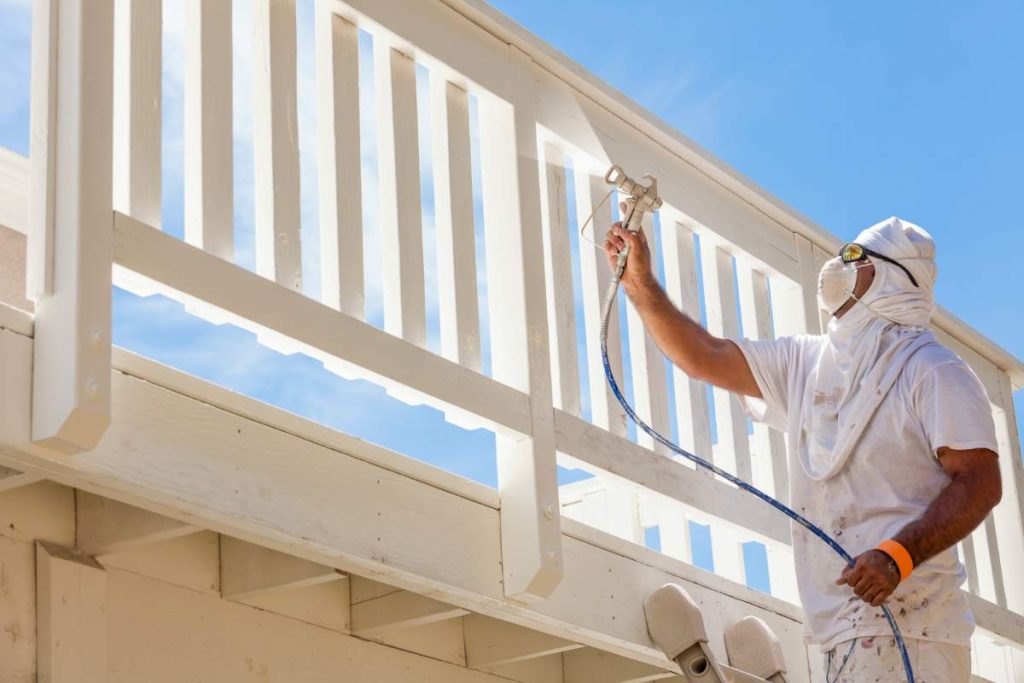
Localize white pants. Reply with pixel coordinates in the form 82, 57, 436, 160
823, 636, 971, 682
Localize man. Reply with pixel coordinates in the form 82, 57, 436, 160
604, 214, 1001, 681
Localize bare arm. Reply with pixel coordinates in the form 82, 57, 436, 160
837, 447, 1002, 606
604, 221, 761, 398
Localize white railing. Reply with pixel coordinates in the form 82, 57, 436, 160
26, 0, 1024, 676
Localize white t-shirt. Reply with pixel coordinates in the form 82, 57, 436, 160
736, 334, 999, 651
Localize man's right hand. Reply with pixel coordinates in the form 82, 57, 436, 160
604, 203, 656, 299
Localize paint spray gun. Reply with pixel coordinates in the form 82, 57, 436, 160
604, 165, 663, 280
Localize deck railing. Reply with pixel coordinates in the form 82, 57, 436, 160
26, 0, 1024, 676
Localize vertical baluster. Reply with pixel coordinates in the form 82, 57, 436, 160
477, 47, 562, 600
772, 234, 822, 337
736, 262, 789, 502
765, 543, 800, 603
539, 142, 580, 415
982, 515, 1007, 608
430, 76, 479, 369
30, 0, 115, 453
185, 0, 233, 260
699, 238, 753, 481
624, 212, 670, 455
657, 502, 692, 563
958, 537, 981, 595
315, 7, 363, 317
660, 217, 713, 463
574, 169, 626, 436
113, 0, 162, 227
710, 526, 745, 585
969, 521, 998, 603
253, 0, 302, 291
991, 373, 1024, 613
374, 41, 426, 346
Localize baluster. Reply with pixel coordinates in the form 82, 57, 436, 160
657, 502, 692, 563
709, 525, 745, 585
660, 217, 713, 464
736, 261, 789, 502
958, 537, 981, 595
982, 515, 1008, 608
772, 234, 822, 337
991, 373, 1024, 613
624, 212, 671, 455
574, 168, 626, 436
765, 543, 800, 604
113, 0, 162, 228
699, 238, 753, 481
430, 76, 480, 369
184, 0, 233, 260
969, 521, 998, 603
374, 40, 426, 346
253, 0, 302, 291
315, 7, 363, 317
539, 142, 580, 415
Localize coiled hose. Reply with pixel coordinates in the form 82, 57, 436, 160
599, 208, 914, 682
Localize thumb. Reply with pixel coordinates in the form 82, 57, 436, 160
836, 565, 852, 586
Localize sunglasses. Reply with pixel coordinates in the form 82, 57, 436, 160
839, 243, 919, 288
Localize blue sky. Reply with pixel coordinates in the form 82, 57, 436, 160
0, 0, 1020, 594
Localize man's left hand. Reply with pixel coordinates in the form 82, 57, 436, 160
835, 550, 901, 607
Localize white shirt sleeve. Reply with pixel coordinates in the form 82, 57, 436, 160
733, 336, 804, 433
912, 360, 999, 456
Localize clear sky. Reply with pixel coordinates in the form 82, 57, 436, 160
0, 0, 1020, 594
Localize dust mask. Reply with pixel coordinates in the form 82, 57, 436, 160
817, 257, 857, 314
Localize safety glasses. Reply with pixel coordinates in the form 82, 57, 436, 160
839, 243, 919, 288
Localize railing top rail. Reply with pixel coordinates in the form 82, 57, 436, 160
438, 0, 1024, 389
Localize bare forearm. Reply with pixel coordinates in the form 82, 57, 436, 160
625, 278, 759, 396
893, 467, 1001, 567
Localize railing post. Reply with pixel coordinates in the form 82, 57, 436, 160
478, 46, 563, 601
29, 0, 115, 454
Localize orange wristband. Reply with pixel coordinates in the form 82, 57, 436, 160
875, 540, 913, 582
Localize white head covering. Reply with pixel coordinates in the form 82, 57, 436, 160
797, 217, 939, 480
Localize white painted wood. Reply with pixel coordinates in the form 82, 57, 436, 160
253, 0, 302, 291
113, 0, 162, 228
464, 614, 582, 668
316, 7, 363, 317
991, 374, 1024, 613
659, 217, 713, 462
960, 536, 981, 596
99, 529, 221, 595
30, 0, 115, 454
0, 536, 36, 679
772, 235, 822, 337
735, 261, 789, 503
574, 168, 627, 436
540, 141, 581, 415
184, 0, 234, 260
106, 567, 506, 682
374, 41, 426, 346
77, 489, 201, 556
351, 575, 403, 604
656, 502, 692, 563
699, 238, 752, 481
0, 480, 75, 546
482, 653, 564, 683
27, 1, 57, 296
242, 577, 351, 633
0, 465, 41, 492
710, 526, 746, 585
430, 76, 480, 369
0, 329, 818, 672
221, 535, 347, 601
553, 409, 789, 545
563, 649, 675, 683
765, 544, 800, 605
970, 521, 998, 603
0, 300, 33, 337
625, 211, 671, 455
36, 541, 107, 683
477, 48, 563, 600
351, 590, 469, 637
112, 212, 531, 437
365, 617, 468, 666
0, 149, 29, 236
982, 515, 1008, 608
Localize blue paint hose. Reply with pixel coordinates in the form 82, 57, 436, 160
600, 206, 915, 682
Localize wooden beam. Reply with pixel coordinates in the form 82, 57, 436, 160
29, 0, 114, 453
351, 590, 469, 638
464, 614, 582, 668
0, 464, 41, 492
563, 649, 676, 683
36, 541, 107, 683
112, 212, 531, 438
76, 490, 201, 556
220, 535, 346, 601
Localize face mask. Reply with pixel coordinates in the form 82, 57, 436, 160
817, 257, 858, 314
